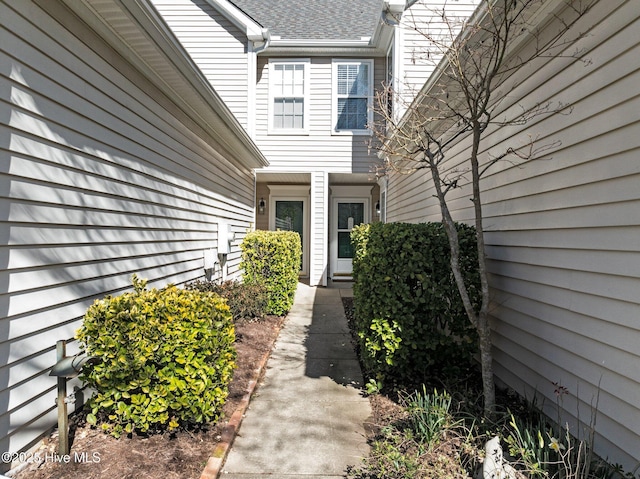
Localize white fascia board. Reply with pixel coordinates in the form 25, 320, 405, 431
269, 38, 373, 48
205, 0, 269, 43
265, 38, 386, 56
63, 0, 268, 169
370, 0, 407, 57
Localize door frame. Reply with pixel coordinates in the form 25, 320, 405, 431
330, 186, 372, 278
268, 185, 310, 277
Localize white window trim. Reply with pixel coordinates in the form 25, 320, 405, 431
268, 58, 310, 135
332, 59, 374, 135
378, 176, 388, 223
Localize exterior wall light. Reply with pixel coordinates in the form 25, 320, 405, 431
50, 340, 98, 456
49, 353, 97, 378
258, 197, 266, 214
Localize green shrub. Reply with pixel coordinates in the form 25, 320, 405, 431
351, 222, 480, 386
76, 275, 236, 437
240, 230, 302, 315
186, 280, 268, 321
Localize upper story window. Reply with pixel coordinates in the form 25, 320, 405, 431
269, 59, 310, 133
332, 59, 373, 134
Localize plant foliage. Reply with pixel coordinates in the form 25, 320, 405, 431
351, 222, 480, 386
240, 230, 302, 316
76, 275, 236, 437
405, 387, 457, 450
186, 279, 268, 321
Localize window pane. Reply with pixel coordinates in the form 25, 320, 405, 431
337, 98, 367, 130
274, 98, 304, 129
275, 63, 304, 96
354, 63, 369, 95
338, 232, 355, 259
337, 64, 369, 96
335, 62, 370, 130
275, 201, 303, 237
338, 203, 364, 229
272, 62, 305, 129
275, 200, 304, 270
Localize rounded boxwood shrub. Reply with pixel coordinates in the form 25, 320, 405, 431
240, 230, 301, 316
76, 275, 236, 437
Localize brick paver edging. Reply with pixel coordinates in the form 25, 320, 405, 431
198, 345, 274, 479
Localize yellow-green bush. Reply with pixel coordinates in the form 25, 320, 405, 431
351, 222, 480, 386
240, 230, 301, 315
76, 275, 236, 437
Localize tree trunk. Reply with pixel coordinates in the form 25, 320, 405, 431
470, 122, 495, 418
429, 154, 495, 417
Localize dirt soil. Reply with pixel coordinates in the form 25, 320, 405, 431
10, 315, 284, 479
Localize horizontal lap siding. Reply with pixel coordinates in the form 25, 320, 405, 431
151, 0, 249, 129
398, 0, 480, 114
386, 0, 639, 468
310, 171, 328, 285
0, 1, 255, 459
254, 57, 383, 174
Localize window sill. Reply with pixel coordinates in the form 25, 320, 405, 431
331, 129, 372, 136
267, 129, 310, 136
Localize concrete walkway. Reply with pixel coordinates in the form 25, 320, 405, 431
221, 283, 371, 479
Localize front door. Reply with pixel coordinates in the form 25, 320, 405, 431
271, 198, 308, 276
331, 198, 368, 278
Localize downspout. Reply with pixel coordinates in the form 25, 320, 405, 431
381, 0, 406, 120
247, 29, 270, 138
381, 7, 400, 26
382, 0, 406, 25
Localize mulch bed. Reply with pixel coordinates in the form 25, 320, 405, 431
10, 315, 284, 479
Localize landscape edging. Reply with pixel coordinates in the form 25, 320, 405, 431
198, 346, 274, 479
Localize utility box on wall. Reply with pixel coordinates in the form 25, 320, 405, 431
218, 221, 230, 255
203, 248, 218, 280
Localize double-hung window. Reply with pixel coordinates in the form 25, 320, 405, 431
269, 59, 309, 133
333, 59, 373, 134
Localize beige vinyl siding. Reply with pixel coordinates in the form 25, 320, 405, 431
151, 0, 249, 129
385, 0, 639, 469
398, 0, 480, 112
255, 182, 271, 231
1, 0, 256, 461
254, 56, 384, 174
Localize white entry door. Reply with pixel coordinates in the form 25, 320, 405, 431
331, 198, 369, 277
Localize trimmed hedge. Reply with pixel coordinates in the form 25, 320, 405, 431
76, 275, 236, 437
240, 230, 302, 316
351, 222, 480, 386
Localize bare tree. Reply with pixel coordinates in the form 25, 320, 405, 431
373, 0, 593, 417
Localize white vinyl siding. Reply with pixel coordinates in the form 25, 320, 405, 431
332, 60, 373, 134
255, 57, 384, 172
310, 171, 329, 285
254, 57, 383, 286
1, 0, 257, 461
396, 0, 480, 116
269, 59, 310, 133
385, 0, 639, 469
151, 0, 250, 129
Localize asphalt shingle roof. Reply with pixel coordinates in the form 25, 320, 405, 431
229, 0, 384, 40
